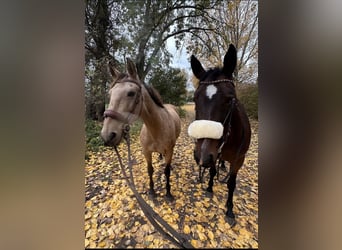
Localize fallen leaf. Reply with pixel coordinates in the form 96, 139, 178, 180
85, 238, 89, 247
198, 232, 207, 241
191, 239, 199, 248
183, 225, 191, 234
208, 230, 214, 240
85, 109, 259, 249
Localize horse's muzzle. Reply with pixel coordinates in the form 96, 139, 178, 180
101, 131, 121, 147
199, 153, 215, 168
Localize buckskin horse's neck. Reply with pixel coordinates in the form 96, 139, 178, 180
139, 86, 165, 136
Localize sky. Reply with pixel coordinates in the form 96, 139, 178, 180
166, 37, 195, 91
166, 36, 190, 69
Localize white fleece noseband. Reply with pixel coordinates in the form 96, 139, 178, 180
188, 120, 224, 139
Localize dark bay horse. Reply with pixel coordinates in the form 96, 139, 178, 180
189, 44, 251, 225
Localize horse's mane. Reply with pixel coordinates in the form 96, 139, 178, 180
144, 83, 164, 108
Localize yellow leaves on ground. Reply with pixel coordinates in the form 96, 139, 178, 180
84, 238, 89, 248
208, 230, 214, 240
239, 227, 250, 237
85, 113, 259, 248
198, 231, 207, 241
104, 210, 113, 217
183, 225, 191, 234
191, 239, 200, 248
97, 241, 106, 248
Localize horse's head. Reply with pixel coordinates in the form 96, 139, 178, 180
101, 58, 143, 146
189, 44, 237, 168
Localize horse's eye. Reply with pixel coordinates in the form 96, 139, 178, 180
127, 91, 135, 97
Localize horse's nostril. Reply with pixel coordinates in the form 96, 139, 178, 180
200, 153, 215, 167
109, 132, 116, 141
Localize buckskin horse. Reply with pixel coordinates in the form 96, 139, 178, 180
101, 58, 181, 201
188, 44, 251, 225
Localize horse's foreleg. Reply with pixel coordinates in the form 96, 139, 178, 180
226, 157, 244, 226
206, 165, 217, 192
164, 164, 173, 200
226, 172, 237, 219
144, 152, 155, 197
164, 152, 174, 201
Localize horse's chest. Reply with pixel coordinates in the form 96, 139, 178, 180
150, 137, 173, 151
140, 127, 175, 153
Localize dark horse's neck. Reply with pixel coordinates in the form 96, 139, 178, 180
224, 101, 251, 155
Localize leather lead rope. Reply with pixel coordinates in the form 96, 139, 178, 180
113, 125, 194, 249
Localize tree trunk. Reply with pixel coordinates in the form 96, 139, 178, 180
86, 98, 97, 120
85, 0, 111, 121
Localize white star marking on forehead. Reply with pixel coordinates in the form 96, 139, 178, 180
206, 85, 217, 99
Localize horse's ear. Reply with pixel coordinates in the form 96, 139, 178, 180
126, 58, 140, 81
108, 63, 120, 79
223, 44, 237, 76
191, 55, 206, 80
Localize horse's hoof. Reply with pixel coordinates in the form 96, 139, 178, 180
148, 189, 157, 198
226, 211, 236, 226
226, 216, 236, 227
165, 193, 174, 202
206, 186, 213, 193
204, 191, 213, 198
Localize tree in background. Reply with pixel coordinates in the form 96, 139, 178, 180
85, 0, 114, 121
115, 1, 221, 81
186, 0, 258, 85
85, 0, 219, 120
85, 0, 258, 120
149, 67, 187, 106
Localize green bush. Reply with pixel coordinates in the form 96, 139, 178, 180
237, 84, 258, 120
129, 120, 143, 137
85, 119, 104, 153
176, 106, 186, 118
149, 67, 187, 107
85, 119, 144, 157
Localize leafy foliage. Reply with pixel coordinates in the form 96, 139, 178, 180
237, 84, 258, 120
186, 0, 258, 84
85, 119, 143, 157
85, 119, 104, 156
176, 106, 187, 119
149, 67, 187, 107
85, 0, 258, 122
114, 0, 219, 81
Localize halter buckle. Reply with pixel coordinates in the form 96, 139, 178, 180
124, 124, 130, 133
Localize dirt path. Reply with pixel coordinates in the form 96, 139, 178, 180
85, 104, 258, 248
